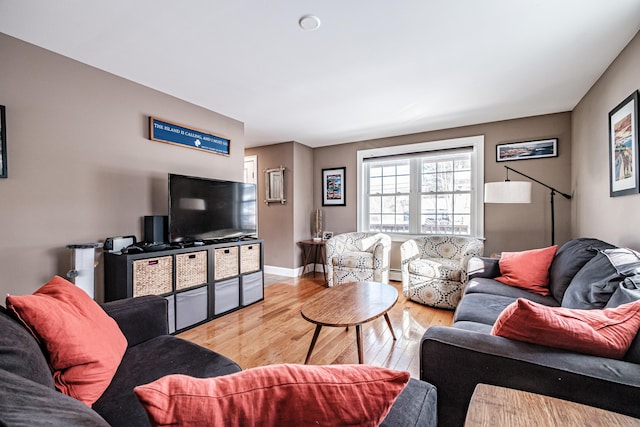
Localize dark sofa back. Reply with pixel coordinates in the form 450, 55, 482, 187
0, 306, 54, 388
548, 238, 615, 303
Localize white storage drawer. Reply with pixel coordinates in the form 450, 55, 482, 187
176, 286, 208, 330
214, 278, 240, 315
241, 271, 263, 306
165, 294, 176, 334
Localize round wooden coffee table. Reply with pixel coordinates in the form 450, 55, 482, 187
301, 281, 398, 364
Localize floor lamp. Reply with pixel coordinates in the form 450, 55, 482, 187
484, 166, 572, 245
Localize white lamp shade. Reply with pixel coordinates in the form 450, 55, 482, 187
484, 181, 532, 203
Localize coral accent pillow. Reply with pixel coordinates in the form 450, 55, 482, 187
134, 364, 410, 427
6, 276, 127, 407
495, 245, 558, 296
491, 298, 640, 359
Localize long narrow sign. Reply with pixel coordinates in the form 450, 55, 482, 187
149, 117, 230, 156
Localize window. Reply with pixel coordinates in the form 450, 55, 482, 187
357, 136, 484, 238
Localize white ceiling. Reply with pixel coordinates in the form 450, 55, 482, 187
1, 1, 640, 148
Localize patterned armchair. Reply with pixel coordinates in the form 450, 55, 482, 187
400, 235, 484, 309
325, 232, 391, 287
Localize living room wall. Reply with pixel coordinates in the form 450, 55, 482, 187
0, 34, 245, 300
313, 113, 573, 264
572, 30, 640, 250
245, 142, 314, 273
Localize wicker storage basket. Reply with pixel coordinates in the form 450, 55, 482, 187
176, 251, 208, 290
132, 256, 173, 297
240, 243, 261, 274
214, 246, 239, 280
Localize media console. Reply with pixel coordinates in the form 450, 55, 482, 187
104, 239, 264, 333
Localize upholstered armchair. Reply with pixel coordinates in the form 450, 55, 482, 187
400, 235, 484, 309
325, 232, 391, 287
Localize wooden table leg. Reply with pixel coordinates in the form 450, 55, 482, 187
320, 244, 327, 284
304, 325, 323, 364
384, 313, 397, 340
300, 244, 313, 277
356, 324, 364, 364
312, 245, 319, 278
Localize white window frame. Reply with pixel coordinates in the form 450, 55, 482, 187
357, 135, 485, 241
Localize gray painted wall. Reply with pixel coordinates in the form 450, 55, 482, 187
0, 34, 244, 299
572, 30, 640, 249
313, 113, 572, 263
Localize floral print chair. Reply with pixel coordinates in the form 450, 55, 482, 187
400, 235, 484, 309
325, 232, 391, 287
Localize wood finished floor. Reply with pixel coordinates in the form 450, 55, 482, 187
178, 276, 454, 378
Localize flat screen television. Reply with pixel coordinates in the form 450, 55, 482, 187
168, 173, 257, 243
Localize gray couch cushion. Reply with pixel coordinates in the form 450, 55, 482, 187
93, 334, 242, 427
0, 307, 55, 388
548, 238, 615, 303
380, 378, 437, 427
0, 368, 109, 427
562, 249, 640, 309
453, 293, 518, 326
466, 278, 560, 306
452, 321, 494, 334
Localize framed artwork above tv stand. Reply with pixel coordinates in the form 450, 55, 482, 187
104, 239, 264, 334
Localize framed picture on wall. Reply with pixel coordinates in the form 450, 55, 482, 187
0, 105, 6, 179
609, 90, 639, 197
322, 167, 346, 206
496, 138, 558, 162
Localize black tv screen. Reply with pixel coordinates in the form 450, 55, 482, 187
168, 174, 257, 243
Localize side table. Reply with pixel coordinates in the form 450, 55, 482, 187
464, 383, 639, 426
298, 239, 327, 284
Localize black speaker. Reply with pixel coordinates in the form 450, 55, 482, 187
144, 215, 168, 244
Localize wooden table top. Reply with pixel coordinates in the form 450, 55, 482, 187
301, 281, 398, 327
465, 384, 640, 427
298, 239, 327, 245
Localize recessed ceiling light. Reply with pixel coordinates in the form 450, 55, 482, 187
299, 15, 321, 31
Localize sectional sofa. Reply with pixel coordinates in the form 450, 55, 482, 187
1, 292, 438, 426
421, 238, 640, 426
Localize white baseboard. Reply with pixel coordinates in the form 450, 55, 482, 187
264, 263, 326, 278
263, 265, 299, 277
265, 265, 402, 282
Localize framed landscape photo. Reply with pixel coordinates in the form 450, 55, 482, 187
609, 91, 640, 197
322, 167, 346, 206
496, 138, 558, 162
0, 105, 6, 178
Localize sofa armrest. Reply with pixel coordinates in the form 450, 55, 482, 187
101, 295, 169, 348
467, 256, 500, 280
421, 326, 640, 427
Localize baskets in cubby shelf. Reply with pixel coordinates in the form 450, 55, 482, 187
240, 244, 261, 274
132, 256, 173, 297
214, 246, 239, 280
175, 251, 208, 290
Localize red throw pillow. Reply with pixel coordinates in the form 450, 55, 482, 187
134, 364, 410, 427
6, 276, 127, 406
491, 298, 640, 359
495, 245, 558, 296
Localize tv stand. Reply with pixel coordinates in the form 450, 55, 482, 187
104, 239, 264, 333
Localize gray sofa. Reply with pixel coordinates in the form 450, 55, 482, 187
421, 238, 640, 427
1, 294, 437, 426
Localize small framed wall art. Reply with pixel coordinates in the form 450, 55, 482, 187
149, 116, 231, 156
609, 90, 639, 197
496, 138, 558, 162
0, 105, 6, 178
322, 167, 346, 206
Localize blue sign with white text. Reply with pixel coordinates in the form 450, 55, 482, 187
150, 117, 230, 155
